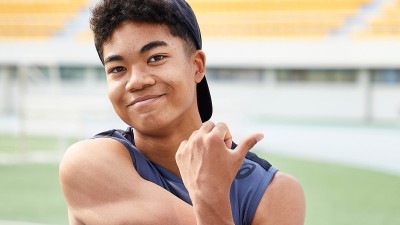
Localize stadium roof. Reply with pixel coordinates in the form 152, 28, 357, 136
1, 40, 400, 68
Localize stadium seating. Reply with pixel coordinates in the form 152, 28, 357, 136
189, 0, 370, 12
355, 0, 400, 38
1, 0, 399, 40
0, 0, 89, 39
74, 0, 371, 40
188, 0, 370, 39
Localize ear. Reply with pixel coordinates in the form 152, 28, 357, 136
193, 50, 206, 83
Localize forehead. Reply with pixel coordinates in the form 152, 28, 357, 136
102, 21, 184, 56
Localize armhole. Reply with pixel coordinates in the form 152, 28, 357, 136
245, 166, 278, 225
92, 128, 138, 168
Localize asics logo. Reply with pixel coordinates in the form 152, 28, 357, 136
235, 163, 256, 180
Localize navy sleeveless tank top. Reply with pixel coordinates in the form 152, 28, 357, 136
93, 127, 278, 225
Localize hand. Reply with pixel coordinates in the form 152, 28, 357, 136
175, 121, 264, 224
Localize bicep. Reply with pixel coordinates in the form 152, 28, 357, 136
59, 138, 196, 225
251, 172, 306, 225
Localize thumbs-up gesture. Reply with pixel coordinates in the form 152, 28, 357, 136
175, 121, 264, 225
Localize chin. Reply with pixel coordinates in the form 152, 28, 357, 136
130, 114, 173, 134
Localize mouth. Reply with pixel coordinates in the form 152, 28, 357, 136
128, 94, 164, 107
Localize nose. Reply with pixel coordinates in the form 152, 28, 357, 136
126, 66, 156, 91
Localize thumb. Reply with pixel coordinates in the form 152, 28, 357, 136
234, 133, 264, 158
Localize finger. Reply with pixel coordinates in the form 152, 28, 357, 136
199, 121, 215, 133
175, 139, 188, 161
234, 133, 264, 158
198, 121, 215, 134
211, 122, 232, 149
177, 139, 188, 151
187, 130, 199, 142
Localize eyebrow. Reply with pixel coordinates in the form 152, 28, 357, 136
104, 55, 123, 65
104, 41, 168, 65
140, 41, 168, 54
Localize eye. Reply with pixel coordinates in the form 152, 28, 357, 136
148, 55, 165, 63
109, 66, 126, 74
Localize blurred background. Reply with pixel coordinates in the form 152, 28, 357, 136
0, 0, 399, 224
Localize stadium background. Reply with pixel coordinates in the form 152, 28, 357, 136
0, 0, 399, 224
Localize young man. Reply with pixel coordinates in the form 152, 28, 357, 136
59, 0, 306, 224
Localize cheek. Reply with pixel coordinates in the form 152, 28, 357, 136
176, 76, 197, 105
170, 71, 194, 95
107, 82, 131, 123
107, 81, 124, 105
107, 84, 116, 102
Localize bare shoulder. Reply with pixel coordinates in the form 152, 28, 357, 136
59, 138, 135, 192
252, 171, 306, 225
59, 138, 197, 225
59, 138, 139, 223
59, 137, 134, 179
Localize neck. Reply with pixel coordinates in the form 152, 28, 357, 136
133, 117, 202, 177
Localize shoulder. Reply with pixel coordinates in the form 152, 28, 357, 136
59, 138, 140, 221
59, 138, 198, 225
59, 137, 137, 189
251, 171, 306, 225
59, 138, 134, 185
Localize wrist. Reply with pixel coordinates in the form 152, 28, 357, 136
191, 191, 234, 225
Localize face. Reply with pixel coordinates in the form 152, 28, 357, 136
102, 21, 206, 136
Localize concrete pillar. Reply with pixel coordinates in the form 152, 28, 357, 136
85, 67, 98, 88
48, 64, 61, 94
16, 65, 28, 154
262, 69, 276, 89
0, 67, 12, 114
357, 69, 372, 123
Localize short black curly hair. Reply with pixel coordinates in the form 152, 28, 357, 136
90, 0, 198, 64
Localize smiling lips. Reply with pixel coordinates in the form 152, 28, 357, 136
129, 95, 163, 107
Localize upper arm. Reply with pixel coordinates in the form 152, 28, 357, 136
59, 138, 196, 225
251, 171, 306, 225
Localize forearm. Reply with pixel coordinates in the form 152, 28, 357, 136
191, 191, 234, 225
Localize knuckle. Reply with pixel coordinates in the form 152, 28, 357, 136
176, 141, 187, 153
204, 120, 215, 128
216, 122, 228, 129
190, 130, 198, 138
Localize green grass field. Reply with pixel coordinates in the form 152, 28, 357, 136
260, 152, 400, 225
0, 135, 77, 154
0, 163, 68, 225
0, 150, 399, 224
